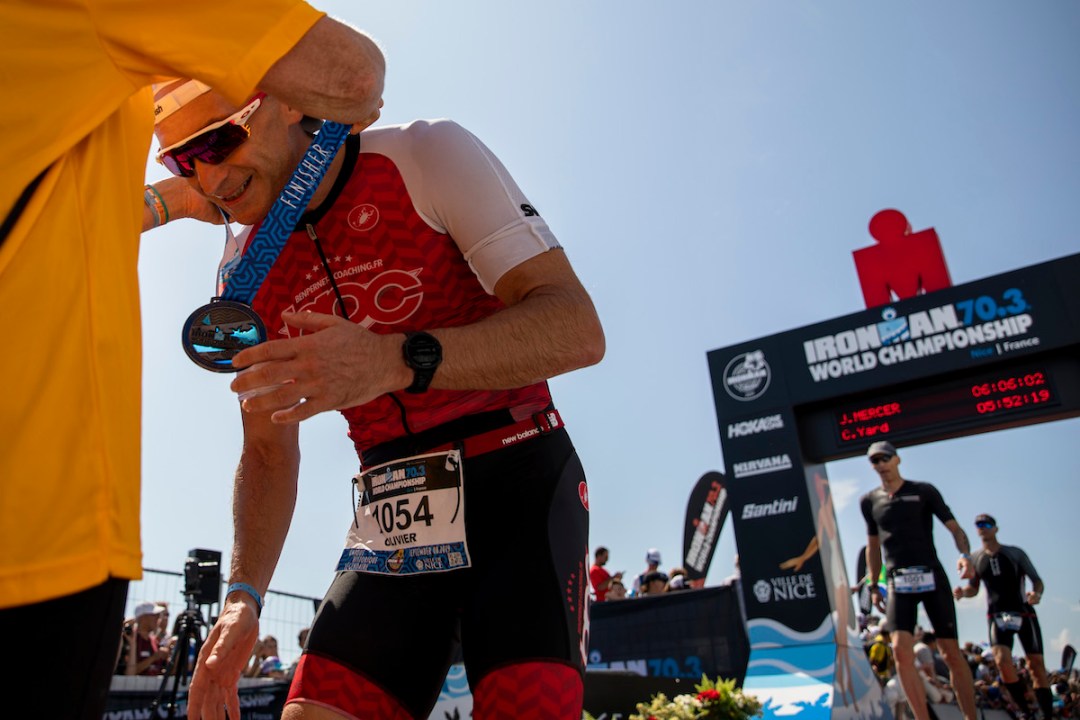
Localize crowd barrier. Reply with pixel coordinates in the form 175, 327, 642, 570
108, 580, 750, 718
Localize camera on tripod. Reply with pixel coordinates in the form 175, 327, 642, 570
183, 548, 222, 606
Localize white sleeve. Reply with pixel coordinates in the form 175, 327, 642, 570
365, 119, 560, 294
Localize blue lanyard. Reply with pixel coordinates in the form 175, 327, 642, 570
217, 121, 351, 303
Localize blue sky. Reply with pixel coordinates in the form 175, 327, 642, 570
138, 2, 1078, 661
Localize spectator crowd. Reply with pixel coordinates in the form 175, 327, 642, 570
588, 547, 702, 603
860, 616, 1079, 719
114, 600, 309, 683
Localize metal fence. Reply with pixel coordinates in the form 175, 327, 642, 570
127, 567, 322, 669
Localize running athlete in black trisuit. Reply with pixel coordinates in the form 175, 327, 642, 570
860, 441, 978, 720
954, 513, 1053, 719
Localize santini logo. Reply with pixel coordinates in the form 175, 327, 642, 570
732, 454, 793, 479
741, 496, 798, 519
727, 414, 784, 439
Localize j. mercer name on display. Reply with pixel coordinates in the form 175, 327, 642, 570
732, 454, 793, 479
741, 496, 798, 520
803, 288, 1036, 382
727, 413, 784, 439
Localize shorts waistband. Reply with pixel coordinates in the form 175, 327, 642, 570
361, 408, 563, 467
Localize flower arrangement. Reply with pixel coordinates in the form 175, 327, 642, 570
623, 675, 763, 720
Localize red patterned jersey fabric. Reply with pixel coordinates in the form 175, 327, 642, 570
240, 121, 557, 454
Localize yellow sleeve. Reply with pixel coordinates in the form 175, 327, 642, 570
88, 0, 325, 104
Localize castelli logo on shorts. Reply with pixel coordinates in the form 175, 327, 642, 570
579, 482, 590, 510
347, 203, 379, 231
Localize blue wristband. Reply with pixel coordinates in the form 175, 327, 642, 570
227, 582, 263, 615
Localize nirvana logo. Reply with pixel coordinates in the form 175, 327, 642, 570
732, 454, 793, 479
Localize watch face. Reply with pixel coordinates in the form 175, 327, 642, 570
406, 333, 442, 369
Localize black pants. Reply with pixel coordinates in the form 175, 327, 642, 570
0, 578, 128, 719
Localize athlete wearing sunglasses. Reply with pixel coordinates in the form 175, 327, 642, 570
954, 514, 1052, 720
156, 93, 266, 177
148, 82, 604, 720
859, 440, 979, 720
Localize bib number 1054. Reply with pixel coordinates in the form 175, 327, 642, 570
370, 496, 434, 534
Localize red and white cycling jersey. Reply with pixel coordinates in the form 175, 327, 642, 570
236, 120, 560, 452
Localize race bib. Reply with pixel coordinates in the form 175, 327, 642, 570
892, 566, 935, 594
993, 612, 1023, 632
337, 450, 470, 576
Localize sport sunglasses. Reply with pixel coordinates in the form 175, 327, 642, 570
155, 93, 265, 177
975, 520, 996, 529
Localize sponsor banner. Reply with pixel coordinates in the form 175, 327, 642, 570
732, 453, 794, 479
741, 495, 798, 520
1064, 644, 1077, 675
709, 254, 1080, 412
682, 471, 730, 580
725, 474, 832, 633
727, 412, 785, 439
781, 257, 1080, 404
587, 585, 748, 682
722, 350, 773, 401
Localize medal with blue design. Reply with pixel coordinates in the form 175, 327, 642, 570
181, 121, 351, 372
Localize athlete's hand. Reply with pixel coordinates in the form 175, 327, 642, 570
1026, 590, 1041, 605
187, 600, 259, 720
230, 311, 409, 423
952, 585, 966, 601
148, 176, 228, 227
957, 556, 975, 580
351, 97, 384, 134
872, 585, 886, 613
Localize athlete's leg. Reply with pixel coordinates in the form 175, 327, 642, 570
892, 630, 933, 720
283, 663, 414, 720
887, 588, 935, 720
993, 643, 1019, 683
1026, 653, 1053, 719
922, 578, 976, 720
472, 661, 584, 720
461, 432, 588, 720
1022, 618, 1053, 718
937, 638, 978, 720
288, 570, 461, 719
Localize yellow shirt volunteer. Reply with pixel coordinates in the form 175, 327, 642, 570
0, 0, 324, 609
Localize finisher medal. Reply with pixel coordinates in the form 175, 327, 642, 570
182, 300, 268, 372
178, 119, 351, 372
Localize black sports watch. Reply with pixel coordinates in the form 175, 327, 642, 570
402, 331, 442, 394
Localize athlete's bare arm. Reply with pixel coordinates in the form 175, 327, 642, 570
230, 248, 605, 424
945, 518, 974, 578
186, 413, 300, 720
866, 536, 885, 612
260, 16, 385, 127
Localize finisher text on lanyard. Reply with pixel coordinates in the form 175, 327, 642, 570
180, 121, 351, 372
